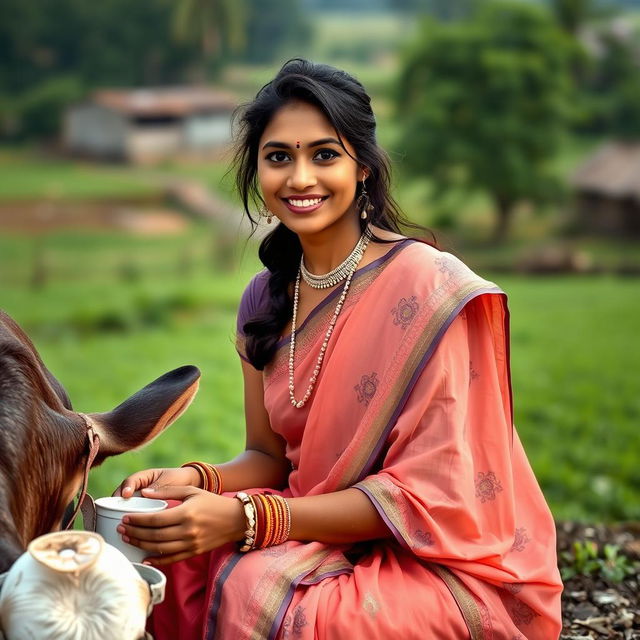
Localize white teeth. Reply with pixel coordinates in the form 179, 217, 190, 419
288, 197, 323, 207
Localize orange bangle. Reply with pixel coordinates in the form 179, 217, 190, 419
272, 495, 285, 544
180, 462, 222, 494
259, 494, 275, 548
181, 462, 207, 490
272, 495, 288, 545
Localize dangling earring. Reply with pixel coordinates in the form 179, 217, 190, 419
259, 205, 273, 224
357, 180, 373, 220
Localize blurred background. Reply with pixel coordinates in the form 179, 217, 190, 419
1, 0, 638, 523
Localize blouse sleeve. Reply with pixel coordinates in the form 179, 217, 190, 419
236, 269, 270, 363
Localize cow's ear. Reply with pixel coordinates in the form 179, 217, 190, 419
87, 365, 200, 458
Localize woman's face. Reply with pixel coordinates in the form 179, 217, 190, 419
257, 100, 366, 239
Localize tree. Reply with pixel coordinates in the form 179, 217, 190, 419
0, 0, 202, 139
172, 0, 247, 76
241, 0, 312, 64
550, 0, 603, 36
388, 0, 476, 20
397, 1, 573, 240
582, 30, 640, 138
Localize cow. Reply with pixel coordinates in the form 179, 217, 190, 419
0, 308, 201, 574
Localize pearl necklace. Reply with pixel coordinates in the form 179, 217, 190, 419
300, 228, 372, 289
289, 230, 371, 409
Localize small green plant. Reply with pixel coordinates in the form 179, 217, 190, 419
561, 540, 639, 583
561, 540, 600, 581
599, 544, 638, 583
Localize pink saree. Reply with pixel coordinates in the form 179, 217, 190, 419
149, 240, 563, 639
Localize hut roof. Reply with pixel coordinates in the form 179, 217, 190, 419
89, 87, 236, 117
571, 142, 640, 201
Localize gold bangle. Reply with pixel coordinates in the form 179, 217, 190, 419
205, 463, 223, 494
280, 496, 291, 544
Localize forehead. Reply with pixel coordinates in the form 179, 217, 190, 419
260, 101, 341, 145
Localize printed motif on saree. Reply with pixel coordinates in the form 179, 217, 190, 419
155, 241, 562, 640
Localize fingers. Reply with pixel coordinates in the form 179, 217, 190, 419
122, 503, 187, 529
140, 485, 200, 502
118, 523, 185, 545
113, 470, 158, 498
119, 517, 214, 566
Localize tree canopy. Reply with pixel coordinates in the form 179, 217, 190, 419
397, 0, 574, 240
0, 0, 310, 140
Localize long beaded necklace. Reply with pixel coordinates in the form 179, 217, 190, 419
289, 228, 371, 409
300, 228, 371, 289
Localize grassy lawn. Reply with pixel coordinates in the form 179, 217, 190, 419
0, 147, 236, 203
501, 274, 640, 521
1, 229, 638, 521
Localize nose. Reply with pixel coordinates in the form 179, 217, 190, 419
286, 159, 317, 191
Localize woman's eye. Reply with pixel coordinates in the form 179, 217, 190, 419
266, 151, 290, 163
315, 149, 339, 161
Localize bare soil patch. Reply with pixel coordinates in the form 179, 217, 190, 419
558, 521, 640, 639
0, 200, 189, 235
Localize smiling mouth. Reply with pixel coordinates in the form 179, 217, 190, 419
283, 196, 328, 208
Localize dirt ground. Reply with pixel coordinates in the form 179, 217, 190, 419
0, 200, 189, 234
558, 521, 640, 639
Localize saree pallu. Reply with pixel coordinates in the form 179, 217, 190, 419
150, 241, 563, 640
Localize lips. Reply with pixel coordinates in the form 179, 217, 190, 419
281, 194, 328, 214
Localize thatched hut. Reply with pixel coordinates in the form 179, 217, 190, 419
571, 142, 640, 236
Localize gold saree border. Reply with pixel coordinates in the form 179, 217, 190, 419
338, 279, 500, 488
431, 564, 488, 640
249, 547, 334, 640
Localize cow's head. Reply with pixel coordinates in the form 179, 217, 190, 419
0, 309, 200, 573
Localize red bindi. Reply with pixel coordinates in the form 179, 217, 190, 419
296, 141, 301, 149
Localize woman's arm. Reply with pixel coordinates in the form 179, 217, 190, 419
119, 360, 391, 565
213, 360, 290, 492
116, 360, 291, 498
122, 485, 391, 567
287, 488, 391, 544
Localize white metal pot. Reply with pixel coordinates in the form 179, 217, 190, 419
0, 530, 165, 640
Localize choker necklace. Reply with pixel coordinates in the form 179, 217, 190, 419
289, 230, 371, 409
300, 228, 372, 289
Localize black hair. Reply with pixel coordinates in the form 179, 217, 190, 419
233, 58, 422, 370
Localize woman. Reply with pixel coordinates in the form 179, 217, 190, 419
115, 59, 563, 639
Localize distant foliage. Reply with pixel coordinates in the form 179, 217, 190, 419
388, 0, 475, 20
171, 0, 248, 77
397, 1, 574, 240
241, 0, 312, 64
579, 29, 640, 138
0, 0, 200, 139
0, 0, 311, 140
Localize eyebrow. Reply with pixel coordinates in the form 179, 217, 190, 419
262, 137, 343, 150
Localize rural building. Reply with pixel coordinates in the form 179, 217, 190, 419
64, 87, 237, 164
570, 142, 640, 236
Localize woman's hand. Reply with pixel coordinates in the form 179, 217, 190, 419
113, 467, 200, 498
116, 486, 247, 566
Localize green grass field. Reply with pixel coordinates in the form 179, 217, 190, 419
1, 228, 638, 522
